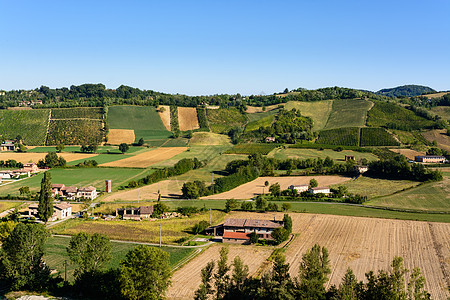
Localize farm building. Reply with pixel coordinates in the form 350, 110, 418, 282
217, 218, 283, 244
51, 184, 98, 200
288, 184, 309, 193
414, 155, 446, 163
28, 202, 72, 221
0, 170, 30, 179
355, 165, 369, 174
265, 137, 276, 143
22, 163, 39, 173
344, 155, 355, 161
308, 187, 332, 194
0, 140, 16, 151
116, 206, 154, 220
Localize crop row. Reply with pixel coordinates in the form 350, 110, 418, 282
316, 127, 360, 146
0, 109, 50, 145
46, 119, 104, 145
51, 107, 104, 119
225, 143, 278, 155
360, 127, 399, 146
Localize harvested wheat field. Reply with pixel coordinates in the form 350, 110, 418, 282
228, 211, 450, 299
158, 105, 171, 131
178, 107, 199, 131
107, 129, 135, 145
189, 132, 231, 146
102, 179, 183, 201
422, 129, 450, 151
0, 152, 96, 164
203, 176, 352, 200
167, 244, 273, 299
246, 104, 282, 113
100, 147, 188, 168
389, 148, 425, 160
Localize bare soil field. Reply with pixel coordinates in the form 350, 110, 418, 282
246, 104, 283, 113
7, 106, 32, 110
389, 148, 425, 160
99, 147, 188, 168
178, 107, 200, 131
167, 244, 273, 299
158, 105, 171, 131
102, 179, 183, 201
0, 152, 96, 164
107, 129, 135, 145
203, 176, 352, 200
422, 129, 450, 151
229, 211, 450, 299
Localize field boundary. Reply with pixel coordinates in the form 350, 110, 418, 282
44, 109, 52, 145
428, 223, 450, 288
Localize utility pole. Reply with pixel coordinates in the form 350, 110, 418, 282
159, 222, 162, 247
211, 172, 214, 184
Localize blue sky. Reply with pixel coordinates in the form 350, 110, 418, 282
1, 0, 449, 95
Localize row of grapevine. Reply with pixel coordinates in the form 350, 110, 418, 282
316, 127, 360, 146
51, 107, 104, 119
360, 127, 399, 146
0, 109, 50, 145
46, 119, 104, 145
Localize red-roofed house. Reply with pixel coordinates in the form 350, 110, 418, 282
221, 218, 283, 244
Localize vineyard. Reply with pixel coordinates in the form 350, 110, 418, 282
170, 106, 179, 133
360, 127, 399, 146
367, 101, 437, 131
323, 99, 373, 129
225, 143, 278, 155
46, 119, 103, 145
0, 109, 50, 145
51, 107, 104, 119
196, 107, 209, 131
206, 108, 247, 133
316, 127, 360, 146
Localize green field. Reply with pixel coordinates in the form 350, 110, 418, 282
51, 107, 104, 119
323, 99, 373, 129
225, 143, 277, 155
245, 114, 275, 132
0, 109, 50, 145
366, 178, 450, 212
29, 145, 144, 154
0, 201, 23, 212
367, 101, 437, 130
189, 132, 231, 146
431, 106, 450, 121
267, 148, 378, 162
284, 100, 333, 131
161, 138, 189, 147
0, 168, 148, 196
44, 236, 195, 281
206, 108, 247, 133
46, 119, 104, 145
316, 127, 360, 146
360, 127, 399, 146
107, 106, 171, 142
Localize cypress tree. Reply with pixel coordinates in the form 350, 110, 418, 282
37, 171, 53, 224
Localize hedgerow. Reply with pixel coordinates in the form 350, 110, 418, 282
196, 107, 209, 131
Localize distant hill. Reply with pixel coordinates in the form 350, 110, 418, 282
376, 85, 436, 97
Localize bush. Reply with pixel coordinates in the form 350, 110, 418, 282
192, 220, 209, 234
241, 201, 253, 211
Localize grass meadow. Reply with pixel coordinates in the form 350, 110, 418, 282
206, 108, 247, 134
324, 99, 373, 129
267, 148, 378, 162
284, 100, 333, 131
44, 236, 195, 281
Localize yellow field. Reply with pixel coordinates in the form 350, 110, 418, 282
0, 152, 97, 164
158, 105, 171, 131
203, 176, 352, 200
424, 92, 449, 98
389, 148, 425, 160
99, 147, 188, 168
107, 129, 135, 145
102, 179, 183, 201
189, 132, 231, 146
246, 104, 283, 113
178, 107, 199, 131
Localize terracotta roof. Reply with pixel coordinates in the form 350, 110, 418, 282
139, 206, 154, 214
54, 202, 72, 210
79, 186, 96, 192
62, 186, 78, 193
224, 218, 246, 227
52, 184, 65, 188
223, 232, 250, 240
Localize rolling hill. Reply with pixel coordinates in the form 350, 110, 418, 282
376, 85, 436, 97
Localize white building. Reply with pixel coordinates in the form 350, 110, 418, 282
308, 187, 331, 194
288, 184, 309, 193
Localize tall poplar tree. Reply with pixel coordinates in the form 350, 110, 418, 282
37, 171, 53, 224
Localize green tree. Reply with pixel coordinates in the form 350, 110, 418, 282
0, 223, 51, 291
67, 232, 112, 279
426, 147, 442, 156
339, 268, 361, 300
44, 152, 59, 167
215, 247, 231, 299
119, 143, 129, 154
255, 196, 267, 211
0, 221, 17, 242
56, 144, 65, 153
271, 227, 289, 244
281, 203, 291, 212
231, 256, 249, 293
137, 137, 145, 146
19, 186, 30, 195
249, 231, 259, 244
37, 171, 53, 224
195, 261, 215, 300
225, 199, 239, 212
407, 268, 430, 300
241, 201, 253, 211
283, 214, 292, 233
296, 244, 331, 299
119, 245, 171, 300
153, 201, 168, 216
309, 178, 319, 188
182, 182, 199, 199
269, 182, 281, 196
193, 221, 209, 234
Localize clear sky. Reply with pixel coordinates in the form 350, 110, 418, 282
1, 0, 449, 95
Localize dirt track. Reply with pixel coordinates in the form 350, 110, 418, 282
203, 176, 352, 200
100, 147, 187, 168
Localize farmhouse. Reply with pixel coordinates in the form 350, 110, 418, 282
0, 140, 16, 151
288, 184, 309, 193
355, 165, 369, 174
116, 206, 154, 220
265, 137, 276, 143
0, 170, 30, 180
308, 187, 332, 194
22, 163, 39, 173
28, 202, 72, 221
220, 218, 283, 244
77, 186, 98, 200
414, 155, 446, 163
51, 184, 98, 200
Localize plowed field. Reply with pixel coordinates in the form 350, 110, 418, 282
167, 244, 273, 299
158, 105, 171, 131
0, 152, 97, 164
389, 148, 425, 160
203, 176, 352, 200
99, 147, 187, 168
178, 107, 199, 131
422, 129, 450, 151
228, 211, 450, 299
107, 129, 135, 145
102, 179, 183, 201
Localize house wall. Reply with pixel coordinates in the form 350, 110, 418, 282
223, 238, 249, 245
